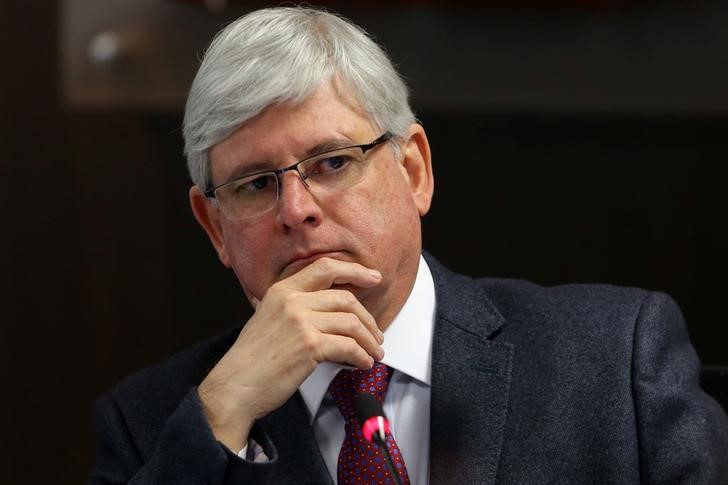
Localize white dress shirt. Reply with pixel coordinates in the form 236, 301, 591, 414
241, 256, 436, 485
299, 255, 435, 484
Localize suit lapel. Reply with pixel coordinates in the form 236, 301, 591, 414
426, 255, 514, 485
260, 392, 334, 484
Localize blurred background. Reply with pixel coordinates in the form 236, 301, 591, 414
1, 0, 727, 482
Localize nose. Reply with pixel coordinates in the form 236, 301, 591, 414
275, 170, 323, 230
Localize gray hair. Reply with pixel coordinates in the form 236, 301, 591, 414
182, 6, 415, 189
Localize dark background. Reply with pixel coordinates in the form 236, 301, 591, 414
1, 0, 727, 483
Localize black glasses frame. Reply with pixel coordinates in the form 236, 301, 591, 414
204, 132, 393, 198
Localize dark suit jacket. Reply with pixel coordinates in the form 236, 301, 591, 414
91, 254, 728, 484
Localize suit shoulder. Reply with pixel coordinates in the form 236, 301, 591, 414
480, 276, 651, 309
474, 276, 681, 340
424, 252, 672, 336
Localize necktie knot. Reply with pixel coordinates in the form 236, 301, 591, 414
328, 362, 393, 422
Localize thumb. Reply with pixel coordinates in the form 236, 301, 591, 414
250, 296, 260, 310
243, 287, 260, 311
249, 295, 261, 311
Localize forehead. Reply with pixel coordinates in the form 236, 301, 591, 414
209, 81, 377, 184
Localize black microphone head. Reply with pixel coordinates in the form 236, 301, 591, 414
355, 393, 385, 425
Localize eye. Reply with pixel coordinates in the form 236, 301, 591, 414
323, 155, 347, 171
233, 173, 276, 194
309, 154, 352, 176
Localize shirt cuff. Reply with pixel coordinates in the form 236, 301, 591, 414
236, 437, 269, 463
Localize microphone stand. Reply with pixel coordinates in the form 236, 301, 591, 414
356, 393, 404, 485
370, 423, 402, 485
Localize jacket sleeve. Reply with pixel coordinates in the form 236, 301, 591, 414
89, 387, 279, 484
632, 291, 728, 484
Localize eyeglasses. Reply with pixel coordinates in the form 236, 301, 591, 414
205, 132, 393, 221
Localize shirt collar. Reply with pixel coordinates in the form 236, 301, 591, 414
299, 255, 436, 422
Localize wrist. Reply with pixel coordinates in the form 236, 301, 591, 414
197, 382, 255, 451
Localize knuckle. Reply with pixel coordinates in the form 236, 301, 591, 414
343, 315, 359, 335
353, 338, 368, 357
300, 332, 319, 353
342, 338, 359, 355
280, 301, 305, 327
277, 296, 294, 314
314, 256, 336, 274
339, 290, 357, 308
288, 312, 308, 330
265, 282, 286, 301
354, 347, 370, 366
285, 291, 305, 307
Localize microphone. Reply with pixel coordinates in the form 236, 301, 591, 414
355, 393, 402, 485
355, 393, 391, 445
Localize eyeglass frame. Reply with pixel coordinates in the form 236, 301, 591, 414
203, 131, 394, 202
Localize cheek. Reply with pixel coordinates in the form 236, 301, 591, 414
221, 225, 275, 294
351, 173, 421, 246
375, 169, 418, 218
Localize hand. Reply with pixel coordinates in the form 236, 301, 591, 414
197, 257, 385, 451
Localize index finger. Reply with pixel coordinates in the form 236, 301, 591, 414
279, 257, 382, 292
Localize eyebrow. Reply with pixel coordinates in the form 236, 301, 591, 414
221, 137, 356, 184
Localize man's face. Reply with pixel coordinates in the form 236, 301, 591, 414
190, 80, 433, 326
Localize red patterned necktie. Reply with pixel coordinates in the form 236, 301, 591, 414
328, 363, 411, 485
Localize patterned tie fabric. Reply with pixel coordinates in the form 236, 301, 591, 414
328, 363, 411, 485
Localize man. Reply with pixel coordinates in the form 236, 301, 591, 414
91, 6, 728, 484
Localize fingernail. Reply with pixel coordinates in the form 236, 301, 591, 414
369, 269, 382, 279
377, 329, 385, 343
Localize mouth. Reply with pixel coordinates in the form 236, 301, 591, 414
280, 250, 348, 278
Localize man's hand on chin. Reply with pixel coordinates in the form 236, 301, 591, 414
197, 257, 385, 452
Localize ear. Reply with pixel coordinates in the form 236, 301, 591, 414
189, 185, 232, 268
399, 123, 434, 216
